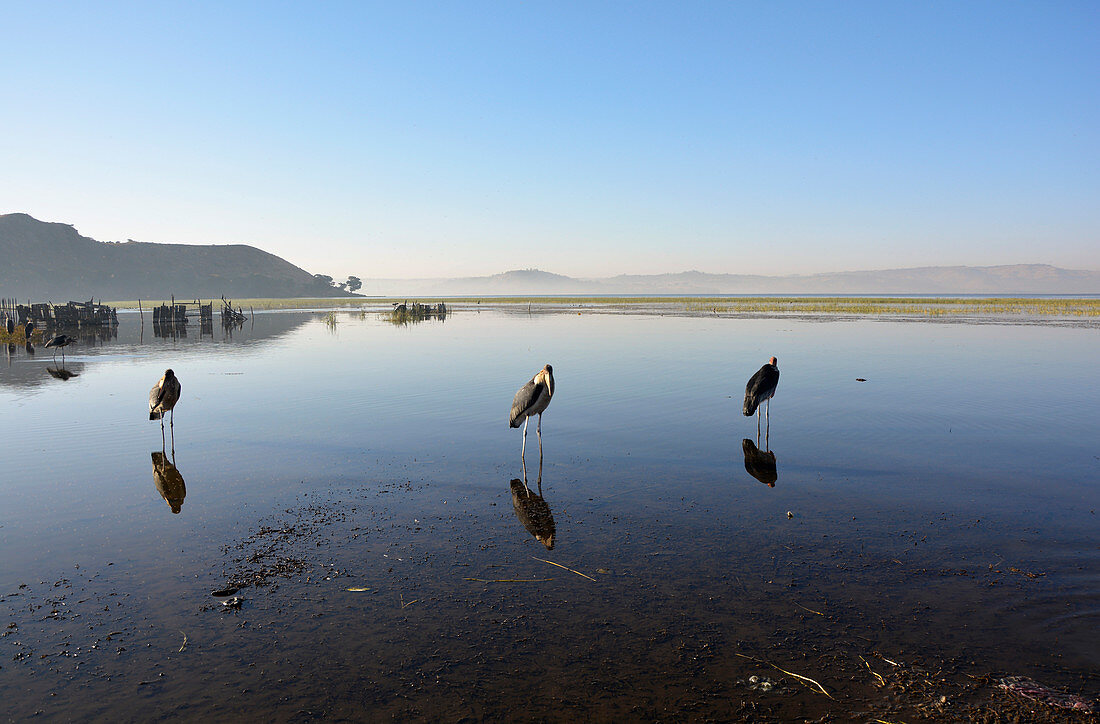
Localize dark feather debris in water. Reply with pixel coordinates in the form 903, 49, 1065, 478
998, 676, 1094, 713
211, 587, 239, 598
856, 378, 867, 382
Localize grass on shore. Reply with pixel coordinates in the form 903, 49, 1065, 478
104, 296, 1100, 317
0, 329, 45, 344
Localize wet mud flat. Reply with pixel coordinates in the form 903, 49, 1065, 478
2, 473, 1096, 722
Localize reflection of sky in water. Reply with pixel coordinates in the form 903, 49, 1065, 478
1, 311, 1098, 584
2, 309, 1099, 718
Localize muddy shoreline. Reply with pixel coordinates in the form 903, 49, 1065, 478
4, 478, 1095, 722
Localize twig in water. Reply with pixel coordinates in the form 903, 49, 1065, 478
858, 654, 886, 686
178, 631, 188, 653
793, 601, 824, 616
531, 556, 596, 581
399, 594, 418, 609
734, 652, 833, 699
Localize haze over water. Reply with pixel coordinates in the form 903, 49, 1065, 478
1, 307, 1097, 720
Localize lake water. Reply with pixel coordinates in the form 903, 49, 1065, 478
1, 307, 1097, 721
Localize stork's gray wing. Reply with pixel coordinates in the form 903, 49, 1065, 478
150, 380, 165, 412
510, 380, 542, 427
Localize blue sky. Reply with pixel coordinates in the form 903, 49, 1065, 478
2, 2, 1097, 278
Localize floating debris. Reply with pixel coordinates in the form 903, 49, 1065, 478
531, 556, 596, 582
221, 596, 243, 610
998, 676, 1094, 713
211, 587, 238, 598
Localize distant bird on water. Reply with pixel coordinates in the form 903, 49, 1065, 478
743, 356, 779, 435
510, 364, 555, 460
44, 334, 74, 360
149, 368, 182, 438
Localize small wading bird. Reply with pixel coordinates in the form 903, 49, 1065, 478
510, 364, 554, 461
743, 356, 780, 436
44, 334, 74, 360
149, 369, 182, 447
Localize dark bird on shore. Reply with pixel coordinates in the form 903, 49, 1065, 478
149, 368, 182, 433
743, 356, 779, 435
4, 317, 12, 335
24, 321, 34, 340
510, 364, 554, 460
742, 438, 777, 487
44, 334, 74, 360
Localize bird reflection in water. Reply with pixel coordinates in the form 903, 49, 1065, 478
742, 438, 777, 487
46, 366, 79, 381
25, 342, 34, 356
151, 451, 187, 514
510, 455, 556, 550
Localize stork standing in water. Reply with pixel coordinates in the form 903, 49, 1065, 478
44, 334, 74, 361
510, 364, 554, 461
743, 357, 779, 437
149, 369, 182, 448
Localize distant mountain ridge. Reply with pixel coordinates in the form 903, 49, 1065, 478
363, 265, 1100, 296
3, 213, 1097, 298
0, 213, 352, 300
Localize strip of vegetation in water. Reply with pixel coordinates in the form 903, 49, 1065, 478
105, 296, 1100, 316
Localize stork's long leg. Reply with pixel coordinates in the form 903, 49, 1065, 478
536, 414, 543, 456
765, 410, 770, 451
536, 451, 544, 496
521, 416, 529, 461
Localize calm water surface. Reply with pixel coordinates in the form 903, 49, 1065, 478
1, 309, 1097, 720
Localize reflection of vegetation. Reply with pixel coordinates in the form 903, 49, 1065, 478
386, 302, 448, 326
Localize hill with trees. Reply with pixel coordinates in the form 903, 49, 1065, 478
0, 213, 358, 300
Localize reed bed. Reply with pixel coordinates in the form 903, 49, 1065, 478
104, 296, 1100, 317
0, 328, 44, 344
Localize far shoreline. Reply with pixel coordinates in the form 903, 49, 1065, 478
100, 295, 1100, 322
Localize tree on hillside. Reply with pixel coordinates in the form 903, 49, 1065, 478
346, 276, 362, 293
313, 274, 335, 287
